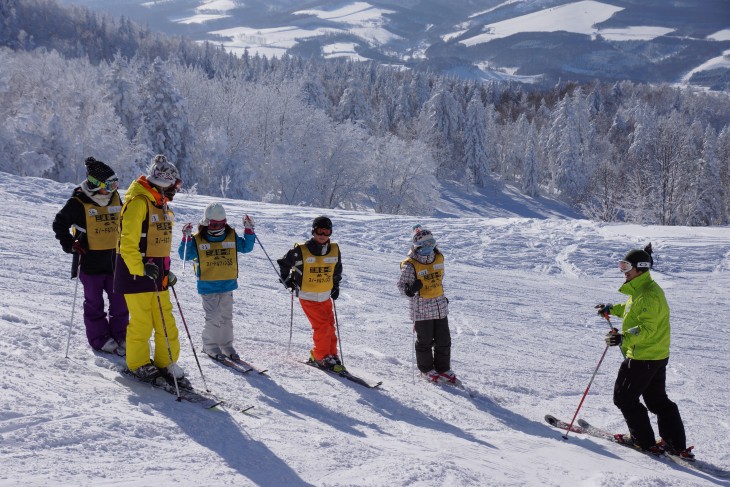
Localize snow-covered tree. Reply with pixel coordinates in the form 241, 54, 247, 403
683, 126, 726, 225
335, 77, 370, 124
521, 122, 540, 198
104, 51, 141, 140
544, 91, 594, 204
417, 82, 464, 180
133, 57, 193, 176
463, 97, 490, 188
366, 135, 439, 215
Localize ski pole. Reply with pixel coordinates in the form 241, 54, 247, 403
411, 325, 416, 385
255, 235, 301, 354
255, 234, 293, 288
151, 272, 181, 401
64, 255, 82, 358
561, 344, 610, 440
171, 286, 210, 392
333, 300, 344, 365
287, 290, 294, 356
182, 232, 189, 275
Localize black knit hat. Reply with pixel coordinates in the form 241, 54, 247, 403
623, 244, 653, 271
85, 157, 115, 188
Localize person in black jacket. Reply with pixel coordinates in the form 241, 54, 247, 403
278, 216, 344, 371
53, 157, 128, 355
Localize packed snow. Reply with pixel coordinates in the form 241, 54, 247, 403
596, 26, 675, 42
460, 1, 624, 46
682, 50, 730, 83
457, 0, 680, 46
322, 42, 368, 61
207, 1, 398, 58
1, 171, 729, 486
708, 29, 730, 42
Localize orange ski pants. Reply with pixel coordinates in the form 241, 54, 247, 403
300, 298, 337, 361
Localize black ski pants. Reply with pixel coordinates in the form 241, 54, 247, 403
613, 357, 686, 451
414, 317, 451, 373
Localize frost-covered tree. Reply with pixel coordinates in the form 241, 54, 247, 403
0, 49, 136, 181
463, 97, 490, 187
0, 0, 20, 49
300, 73, 328, 110
366, 135, 438, 214
545, 91, 594, 204
683, 126, 726, 225
521, 122, 540, 197
134, 57, 192, 175
105, 51, 141, 140
717, 126, 730, 219
418, 82, 464, 180
335, 77, 370, 124
308, 121, 370, 209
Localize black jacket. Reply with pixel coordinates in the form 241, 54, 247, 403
52, 187, 119, 275
278, 238, 342, 292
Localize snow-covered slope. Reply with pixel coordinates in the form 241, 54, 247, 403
1, 171, 729, 486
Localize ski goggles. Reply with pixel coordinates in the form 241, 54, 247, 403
314, 228, 332, 236
207, 219, 227, 231
88, 175, 119, 191
415, 237, 436, 249
619, 260, 650, 273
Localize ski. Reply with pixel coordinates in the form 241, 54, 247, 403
121, 368, 223, 409
544, 414, 587, 434
547, 415, 729, 479
88, 352, 255, 413
230, 357, 269, 375
301, 360, 382, 389
422, 374, 474, 398
209, 354, 254, 375
577, 419, 730, 479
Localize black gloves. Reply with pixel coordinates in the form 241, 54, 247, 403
330, 287, 339, 301
282, 275, 296, 291
72, 240, 88, 255
144, 262, 160, 280
595, 303, 612, 318
404, 279, 423, 297
167, 271, 177, 287
605, 328, 622, 347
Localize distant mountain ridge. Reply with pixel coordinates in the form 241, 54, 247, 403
60, 0, 730, 89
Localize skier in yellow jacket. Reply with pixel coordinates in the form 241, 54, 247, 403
113, 155, 187, 387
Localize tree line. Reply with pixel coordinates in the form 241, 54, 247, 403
1, 0, 728, 224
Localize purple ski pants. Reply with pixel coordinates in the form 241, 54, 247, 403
79, 270, 129, 349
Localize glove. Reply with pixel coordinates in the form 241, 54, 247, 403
181, 223, 193, 241
71, 240, 87, 255
330, 287, 339, 301
167, 270, 177, 287
282, 275, 296, 291
243, 214, 255, 234
404, 279, 423, 297
605, 328, 622, 347
595, 303, 612, 318
144, 262, 160, 280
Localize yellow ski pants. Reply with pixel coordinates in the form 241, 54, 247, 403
124, 290, 180, 372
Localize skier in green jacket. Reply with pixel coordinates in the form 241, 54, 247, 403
596, 244, 694, 460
